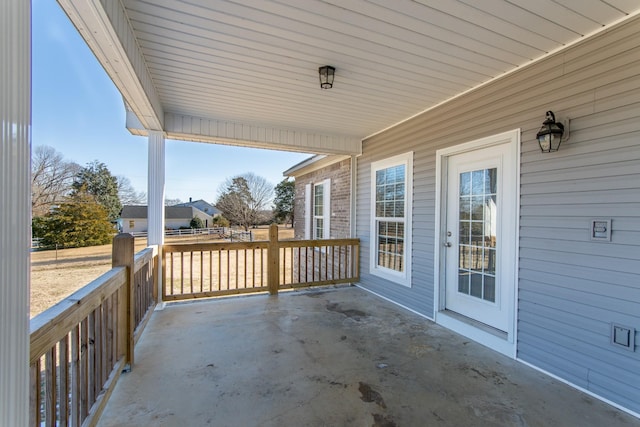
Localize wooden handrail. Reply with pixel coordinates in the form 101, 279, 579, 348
278, 238, 360, 248
29, 235, 159, 427
133, 246, 156, 272
163, 241, 268, 252
29, 267, 126, 364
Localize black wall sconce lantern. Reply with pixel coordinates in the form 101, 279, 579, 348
536, 111, 567, 152
319, 66, 335, 89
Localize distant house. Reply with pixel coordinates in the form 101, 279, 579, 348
119, 205, 213, 232
173, 198, 221, 217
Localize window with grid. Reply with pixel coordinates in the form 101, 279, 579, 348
370, 153, 412, 286
313, 183, 324, 239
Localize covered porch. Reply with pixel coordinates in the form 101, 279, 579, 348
97, 286, 636, 427
3, 1, 640, 425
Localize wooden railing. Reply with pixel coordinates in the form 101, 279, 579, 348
29, 235, 158, 427
163, 241, 269, 300
278, 239, 359, 289
163, 224, 360, 300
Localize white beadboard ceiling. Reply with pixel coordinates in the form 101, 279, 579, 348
61, 0, 640, 152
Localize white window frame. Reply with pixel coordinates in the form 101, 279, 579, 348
305, 179, 331, 240
313, 182, 324, 239
304, 183, 312, 239
369, 152, 413, 287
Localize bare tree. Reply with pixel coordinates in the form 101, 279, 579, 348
215, 173, 274, 231
117, 175, 146, 205
31, 145, 80, 217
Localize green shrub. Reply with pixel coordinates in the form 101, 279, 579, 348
190, 217, 204, 229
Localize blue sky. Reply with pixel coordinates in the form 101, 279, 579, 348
32, 0, 311, 204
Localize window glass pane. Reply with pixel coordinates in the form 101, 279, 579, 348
484, 195, 497, 246
378, 221, 387, 235
471, 222, 483, 245
459, 197, 470, 220
384, 185, 394, 200
470, 245, 483, 273
459, 222, 470, 245
385, 167, 395, 184
459, 245, 470, 269
395, 183, 404, 199
484, 249, 496, 275
397, 223, 404, 238
314, 218, 323, 239
384, 201, 394, 217
484, 276, 495, 303
487, 168, 497, 194
395, 201, 404, 217
396, 165, 405, 182
376, 170, 385, 186
376, 202, 384, 217
458, 270, 469, 294
460, 172, 471, 196
388, 222, 397, 236
314, 184, 323, 216
470, 273, 483, 298
471, 196, 484, 220
376, 186, 384, 202
472, 170, 484, 195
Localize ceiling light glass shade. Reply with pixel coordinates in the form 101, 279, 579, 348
319, 66, 335, 89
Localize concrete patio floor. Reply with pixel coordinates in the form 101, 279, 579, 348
98, 286, 639, 427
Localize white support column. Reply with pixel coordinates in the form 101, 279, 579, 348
0, 0, 31, 425
147, 130, 165, 305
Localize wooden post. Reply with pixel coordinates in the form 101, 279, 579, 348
112, 233, 135, 369
267, 224, 279, 295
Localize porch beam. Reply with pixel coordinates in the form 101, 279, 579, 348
57, 0, 164, 131
0, 0, 31, 425
161, 113, 362, 156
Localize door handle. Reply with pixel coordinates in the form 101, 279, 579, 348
444, 242, 452, 247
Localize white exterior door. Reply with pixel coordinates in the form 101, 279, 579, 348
443, 141, 517, 333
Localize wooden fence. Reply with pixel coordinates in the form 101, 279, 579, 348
163, 224, 359, 301
29, 235, 157, 427
129, 227, 227, 238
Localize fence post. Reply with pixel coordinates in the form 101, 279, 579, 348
112, 233, 135, 369
267, 224, 279, 295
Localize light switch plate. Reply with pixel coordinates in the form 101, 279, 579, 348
590, 219, 611, 242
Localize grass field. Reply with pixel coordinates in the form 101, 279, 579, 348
30, 226, 294, 318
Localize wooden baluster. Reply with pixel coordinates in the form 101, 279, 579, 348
30, 360, 41, 427
45, 347, 56, 427
59, 335, 70, 425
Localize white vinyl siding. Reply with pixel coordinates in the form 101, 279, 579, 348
369, 152, 413, 286
357, 17, 640, 414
